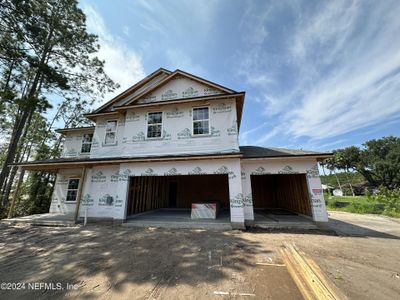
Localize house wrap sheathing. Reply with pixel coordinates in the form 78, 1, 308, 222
19, 68, 330, 228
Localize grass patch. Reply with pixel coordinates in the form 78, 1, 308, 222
325, 195, 400, 218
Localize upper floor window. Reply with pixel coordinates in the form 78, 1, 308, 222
81, 133, 93, 153
66, 178, 80, 202
193, 107, 209, 135
104, 120, 117, 145
147, 112, 162, 138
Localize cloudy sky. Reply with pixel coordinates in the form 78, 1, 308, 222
79, 0, 400, 151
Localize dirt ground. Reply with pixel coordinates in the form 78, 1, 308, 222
0, 211, 399, 300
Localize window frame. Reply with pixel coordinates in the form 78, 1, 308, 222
146, 111, 163, 139
192, 106, 210, 136
65, 178, 80, 203
80, 133, 93, 154
104, 119, 118, 145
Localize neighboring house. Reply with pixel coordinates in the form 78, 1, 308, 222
19, 68, 330, 228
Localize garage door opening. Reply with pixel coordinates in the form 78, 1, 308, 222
126, 175, 230, 222
250, 174, 312, 217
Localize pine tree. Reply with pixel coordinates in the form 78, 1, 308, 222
0, 0, 118, 210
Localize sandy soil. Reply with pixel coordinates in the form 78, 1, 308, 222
0, 211, 399, 299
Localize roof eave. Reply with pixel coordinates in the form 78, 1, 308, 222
112, 92, 245, 111
17, 153, 242, 171
55, 126, 95, 134
241, 153, 333, 161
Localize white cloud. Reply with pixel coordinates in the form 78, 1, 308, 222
166, 49, 206, 77
239, 2, 271, 45
122, 26, 130, 37
83, 5, 145, 103
240, 122, 269, 145
237, 0, 400, 146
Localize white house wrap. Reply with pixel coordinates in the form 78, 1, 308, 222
21, 68, 331, 228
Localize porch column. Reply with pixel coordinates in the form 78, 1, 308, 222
78, 167, 92, 219
240, 167, 254, 221
229, 161, 245, 229
74, 167, 86, 222
114, 165, 130, 221
306, 163, 328, 222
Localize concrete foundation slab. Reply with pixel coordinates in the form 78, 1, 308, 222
249, 210, 318, 230
123, 209, 233, 230
122, 208, 317, 230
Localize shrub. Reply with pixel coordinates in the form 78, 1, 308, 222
367, 186, 400, 217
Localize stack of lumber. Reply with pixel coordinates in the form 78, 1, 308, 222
280, 242, 347, 300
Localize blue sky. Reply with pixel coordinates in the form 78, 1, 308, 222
78, 0, 400, 152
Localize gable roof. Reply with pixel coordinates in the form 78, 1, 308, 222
119, 69, 237, 107
93, 67, 172, 114
93, 68, 238, 115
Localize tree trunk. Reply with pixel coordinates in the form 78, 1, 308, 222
7, 168, 24, 218
7, 140, 34, 218
345, 168, 355, 196
0, 108, 30, 199
0, 15, 56, 196
333, 169, 343, 191
0, 110, 34, 207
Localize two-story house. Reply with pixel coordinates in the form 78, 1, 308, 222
19, 68, 331, 228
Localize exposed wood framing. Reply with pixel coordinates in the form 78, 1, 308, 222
251, 174, 312, 216
127, 175, 230, 216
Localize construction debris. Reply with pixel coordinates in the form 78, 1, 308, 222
213, 291, 256, 297
255, 262, 285, 267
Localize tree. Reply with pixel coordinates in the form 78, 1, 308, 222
328, 136, 400, 189
0, 0, 118, 210
324, 157, 343, 192
334, 147, 357, 196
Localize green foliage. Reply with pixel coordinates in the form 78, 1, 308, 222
326, 190, 400, 218
325, 136, 400, 189
320, 172, 364, 187
367, 187, 400, 217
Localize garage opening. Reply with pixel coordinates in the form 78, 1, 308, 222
250, 174, 312, 216
126, 175, 230, 219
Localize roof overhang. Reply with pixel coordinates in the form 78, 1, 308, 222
241, 153, 333, 162
83, 111, 124, 121
55, 126, 95, 134
17, 153, 242, 171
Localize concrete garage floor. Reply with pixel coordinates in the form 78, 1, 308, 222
124, 209, 232, 229
123, 208, 316, 230
252, 209, 317, 229
2, 208, 316, 230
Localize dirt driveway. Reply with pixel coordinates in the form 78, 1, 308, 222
1, 212, 399, 299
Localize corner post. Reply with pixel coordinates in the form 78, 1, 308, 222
74, 167, 86, 223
